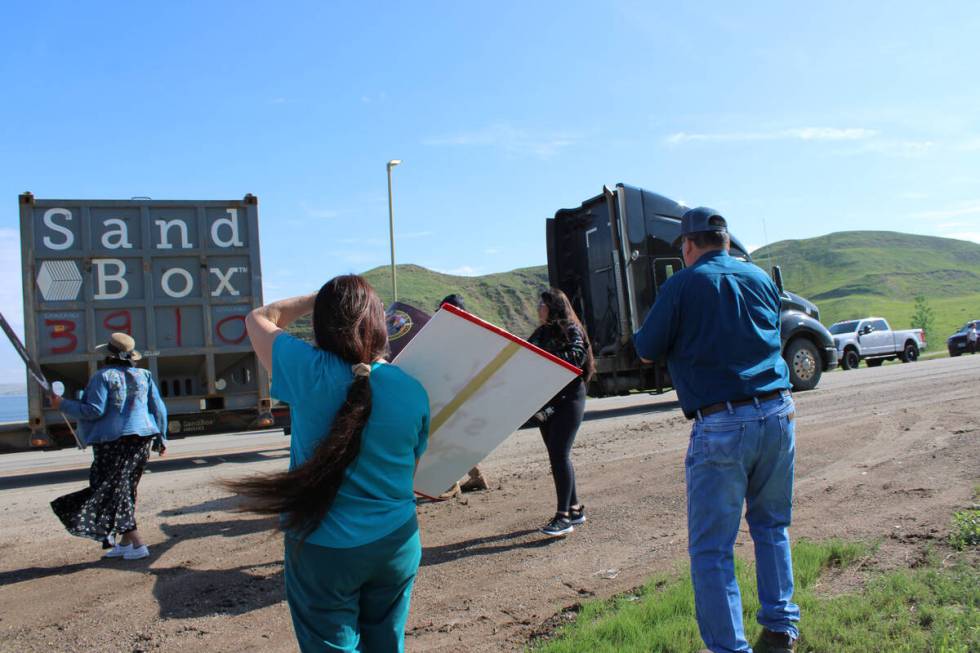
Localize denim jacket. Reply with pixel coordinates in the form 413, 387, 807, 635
59, 366, 168, 445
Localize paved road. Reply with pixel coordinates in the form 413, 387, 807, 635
0, 428, 290, 489
0, 354, 972, 487
0, 388, 677, 490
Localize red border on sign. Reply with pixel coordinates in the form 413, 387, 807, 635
439, 303, 583, 376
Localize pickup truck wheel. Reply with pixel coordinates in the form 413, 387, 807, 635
841, 349, 860, 370
866, 359, 883, 367
900, 342, 919, 363
784, 338, 821, 390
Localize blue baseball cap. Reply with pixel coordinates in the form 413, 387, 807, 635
672, 207, 728, 247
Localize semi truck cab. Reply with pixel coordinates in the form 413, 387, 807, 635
545, 183, 837, 397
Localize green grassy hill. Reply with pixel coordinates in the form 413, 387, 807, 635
286, 231, 979, 351
754, 231, 980, 342
290, 264, 549, 341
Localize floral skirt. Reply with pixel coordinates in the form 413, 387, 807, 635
51, 435, 151, 542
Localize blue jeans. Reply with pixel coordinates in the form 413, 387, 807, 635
685, 393, 800, 653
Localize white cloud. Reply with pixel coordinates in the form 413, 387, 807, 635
849, 139, 935, 157
936, 221, 972, 229
945, 232, 980, 244
435, 265, 482, 276
745, 243, 763, 253
269, 97, 287, 105
666, 127, 877, 144
911, 201, 980, 221
906, 202, 980, 244
424, 122, 578, 159
955, 137, 980, 151
484, 247, 500, 255
900, 191, 929, 200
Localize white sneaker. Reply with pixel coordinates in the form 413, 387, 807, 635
103, 543, 133, 558
124, 545, 149, 560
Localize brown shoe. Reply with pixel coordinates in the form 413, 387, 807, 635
761, 628, 796, 652
438, 481, 461, 500
459, 466, 489, 492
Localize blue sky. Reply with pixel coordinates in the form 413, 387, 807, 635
1, 1, 979, 382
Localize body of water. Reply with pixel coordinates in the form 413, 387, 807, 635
0, 395, 28, 423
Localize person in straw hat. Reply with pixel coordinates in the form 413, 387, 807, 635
50, 332, 168, 560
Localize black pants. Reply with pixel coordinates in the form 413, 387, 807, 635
538, 381, 586, 513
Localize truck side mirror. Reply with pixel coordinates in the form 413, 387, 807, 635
771, 265, 784, 293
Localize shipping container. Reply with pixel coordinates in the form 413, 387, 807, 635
8, 192, 281, 450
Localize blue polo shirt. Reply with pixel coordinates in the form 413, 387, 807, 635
633, 249, 790, 417
272, 333, 429, 548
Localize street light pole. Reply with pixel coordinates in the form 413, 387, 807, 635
386, 159, 401, 303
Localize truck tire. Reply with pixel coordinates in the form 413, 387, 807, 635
866, 359, 883, 367
784, 338, 822, 391
900, 341, 919, 363
841, 348, 860, 370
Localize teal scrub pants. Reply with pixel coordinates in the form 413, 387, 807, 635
284, 515, 422, 652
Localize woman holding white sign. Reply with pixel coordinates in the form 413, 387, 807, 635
528, 288, 595, 537
223, 276, 429, 653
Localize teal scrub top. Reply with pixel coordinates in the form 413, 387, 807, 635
272, 333, 429, 548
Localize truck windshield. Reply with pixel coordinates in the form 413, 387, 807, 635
830, 321, 860, 334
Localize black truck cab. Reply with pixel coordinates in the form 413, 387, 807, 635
545, 183, 837, 397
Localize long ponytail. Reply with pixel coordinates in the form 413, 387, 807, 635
221, 275, 388, 538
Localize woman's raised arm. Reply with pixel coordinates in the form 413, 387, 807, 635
246, 293, 317, 372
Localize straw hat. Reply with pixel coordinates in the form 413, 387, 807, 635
95, 332, 143, 361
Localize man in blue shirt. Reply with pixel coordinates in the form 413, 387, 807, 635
634, 208, 799, 653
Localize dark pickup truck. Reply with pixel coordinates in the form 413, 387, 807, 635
545, 183, 838, 397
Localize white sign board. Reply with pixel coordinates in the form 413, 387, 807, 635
393, 305, 581, 497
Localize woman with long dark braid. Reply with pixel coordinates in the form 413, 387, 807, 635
528, 288, 595, 537
223, 275, 429, 653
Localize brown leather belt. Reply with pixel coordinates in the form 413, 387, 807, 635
697, 390, 788, 418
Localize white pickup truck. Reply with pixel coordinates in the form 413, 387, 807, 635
829, 317, 927, 370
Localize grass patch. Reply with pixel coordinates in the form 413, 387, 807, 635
949, 488, 980, 551
531, 540, 979, 652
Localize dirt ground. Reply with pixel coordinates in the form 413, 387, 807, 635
1, 356, 978, 652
